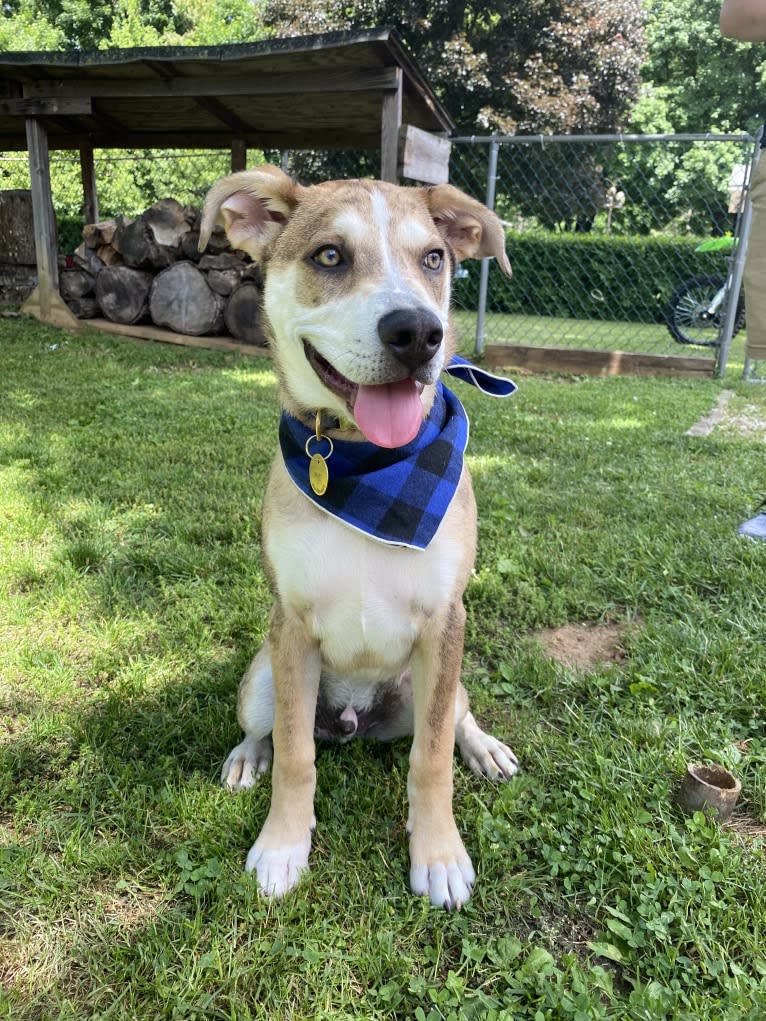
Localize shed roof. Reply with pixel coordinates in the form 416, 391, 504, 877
0, 28, 454, 152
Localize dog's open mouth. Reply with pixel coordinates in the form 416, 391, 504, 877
303, 341, 424, 449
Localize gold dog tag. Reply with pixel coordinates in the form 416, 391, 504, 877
306, 413, 333, 496
309, 453, 329, 496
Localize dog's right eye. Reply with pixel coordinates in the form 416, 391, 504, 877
311, 245, 344, 269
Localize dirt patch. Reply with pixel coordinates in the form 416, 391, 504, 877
718, 405, 766, 442
726, 812, 766, 846
686, 390, 766, 441
536, 620, 634, 670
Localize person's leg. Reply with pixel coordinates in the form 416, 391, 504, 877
744, 154, 766, 361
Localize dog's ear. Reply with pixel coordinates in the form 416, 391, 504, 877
424, 185, 512, 277
199, 165, 300, 260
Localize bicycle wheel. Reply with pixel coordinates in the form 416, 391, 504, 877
665, 274, 745, 347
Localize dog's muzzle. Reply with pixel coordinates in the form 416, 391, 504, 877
378, 308, 443, 373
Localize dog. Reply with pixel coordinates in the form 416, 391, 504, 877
199, 166, 518, 910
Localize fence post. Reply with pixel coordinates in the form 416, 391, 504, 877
716, 129, 761, 377
474, 138, 499, 357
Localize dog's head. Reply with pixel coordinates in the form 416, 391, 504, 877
200, 166, 511, 447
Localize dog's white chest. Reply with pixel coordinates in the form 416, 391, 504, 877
265, 469, 466, 678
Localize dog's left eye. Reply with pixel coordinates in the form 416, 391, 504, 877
423, 249, 444, 272
312, 245, 344, 268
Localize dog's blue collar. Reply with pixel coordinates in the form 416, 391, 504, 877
279, 357, 516, 550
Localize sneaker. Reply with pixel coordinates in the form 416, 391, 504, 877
738, 499, 766, 540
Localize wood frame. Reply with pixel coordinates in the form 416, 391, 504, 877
381, 68, 403, 183
1, 34, 455, 330
486, 344, 715, 380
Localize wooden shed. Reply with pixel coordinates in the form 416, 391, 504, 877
0, 28, 454, 331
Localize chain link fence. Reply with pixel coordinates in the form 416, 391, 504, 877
3, 135, 757, 373
282, 136, 758, 370
447, 134, 758, 368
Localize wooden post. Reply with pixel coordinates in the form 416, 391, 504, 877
22, 117, 79, 329
80, 144, 99, 224
380, 68, 402, 183
231, 138, 247, 172
25, 117, 58, 318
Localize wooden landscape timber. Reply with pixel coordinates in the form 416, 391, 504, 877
486, 343, 715, 379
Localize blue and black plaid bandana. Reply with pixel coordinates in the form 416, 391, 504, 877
279, 358, 516, 550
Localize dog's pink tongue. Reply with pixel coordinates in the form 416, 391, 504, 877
353, 379, 423, 448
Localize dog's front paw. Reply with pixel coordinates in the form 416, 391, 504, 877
245, 832, 312, 898
221, 735, 273, 789
409, 827, 475, 910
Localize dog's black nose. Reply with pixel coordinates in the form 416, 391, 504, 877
378, 308, 443, 372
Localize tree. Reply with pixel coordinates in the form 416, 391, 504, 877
0, 0, 269, 50
263, 0, 645, 136
602, 0, 766, 236
641, 0, 766, 135
0, 0, 271, 224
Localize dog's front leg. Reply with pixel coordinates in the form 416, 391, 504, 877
407, 603, 475, 910
245, 603, 321, 898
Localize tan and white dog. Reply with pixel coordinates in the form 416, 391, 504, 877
199, 166, 518, 910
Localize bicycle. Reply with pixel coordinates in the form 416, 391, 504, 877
664, 236, 746, 347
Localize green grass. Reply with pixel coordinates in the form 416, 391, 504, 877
453, 308, 749, 364
1, 317, 766, 1020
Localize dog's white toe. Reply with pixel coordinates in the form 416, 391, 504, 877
221, 735, 273, 789
245, 837, 311, 898
461, 733, 519, 780
456, 714, 519, 780
410, 855, 476, 910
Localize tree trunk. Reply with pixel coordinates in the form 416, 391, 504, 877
95, 265, 153, 324
119, 217, 177, 271
179, 231, 203, 262
224, 280, 267, 344
207, 268, 242, 296
59, 268, 95, 300
65, 296, 101, 319
149, 261, 225, 336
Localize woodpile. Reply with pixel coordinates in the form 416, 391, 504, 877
60, 197, 267, 343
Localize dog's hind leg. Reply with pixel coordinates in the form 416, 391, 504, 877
453, 683, 519, 780
221, 643, 275, 789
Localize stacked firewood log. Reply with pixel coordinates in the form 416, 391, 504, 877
59, 197, 266, 344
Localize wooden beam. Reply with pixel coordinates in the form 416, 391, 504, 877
21, 285, 80, 331
80, 143, 99, 224
231, 138, 247, 172
381, 67, 402, 183
194, 95, 253, 134
24, 117, 60, 323
84, 318, 271, 358
0, 128, 383, 152
485, 344, 715, 379
23, 68, 401, 100
0, 97, 91, 116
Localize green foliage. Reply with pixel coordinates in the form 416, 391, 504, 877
1, 149, 238, 239
641, 0, 766, 135
264, 0, 645, 135
608, 132, 751, 237
0, 0, 268, 51
454, 232, 723, 323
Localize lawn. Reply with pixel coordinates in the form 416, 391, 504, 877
452, 309, 749, 366
1, 317, 765, 1020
